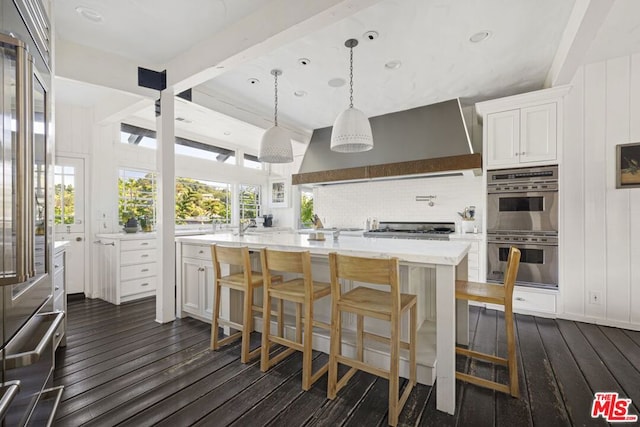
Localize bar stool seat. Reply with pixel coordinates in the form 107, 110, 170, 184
210, 244, 282, 364
455, 246, 521, 397
260, 248, 331, 391
338, 287, 416, 319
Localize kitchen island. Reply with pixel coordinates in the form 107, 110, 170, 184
175, 232, 470, 415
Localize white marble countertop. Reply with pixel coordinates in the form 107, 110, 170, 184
449, 232, 485, 241
54, 240, 70, 251
176, 232, 470, 266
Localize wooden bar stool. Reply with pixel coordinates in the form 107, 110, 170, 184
455, 246, 521, 397
210, 244, 281, 363
259, 248, 331, 390
327, 252, 417, 427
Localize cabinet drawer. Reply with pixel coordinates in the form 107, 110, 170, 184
54, 252, 64, 273
121, 263, 157, 281
122, 276, 157, 297
121, 249, 157, 266
513, 289, 556, 314
182, 244, 211, 261
54, 270, 64, 299
121, 239, 156, 251
53, 291, 65, 313
467, 252, 479, 269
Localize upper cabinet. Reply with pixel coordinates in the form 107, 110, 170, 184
476, 86, 571, 170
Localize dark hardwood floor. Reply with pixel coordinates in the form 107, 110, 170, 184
53, 297, 640, 426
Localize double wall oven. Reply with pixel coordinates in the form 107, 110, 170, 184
2, 1, 64, 425
486, 165, 559, 289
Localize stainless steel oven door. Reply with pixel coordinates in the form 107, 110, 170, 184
486, 191, 558, 233
487, 240, 558, 289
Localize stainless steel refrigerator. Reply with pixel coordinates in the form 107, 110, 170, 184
1, 0, 63, 425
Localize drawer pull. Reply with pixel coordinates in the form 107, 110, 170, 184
515, 297, 525, 301
141, 269, 149, 272
141, 282, 149, 287
55, 286, 60, 291
198, 250, 204, 254
141, 254, 149, 258
141, 242, 149, 246
54, 264, 60, 268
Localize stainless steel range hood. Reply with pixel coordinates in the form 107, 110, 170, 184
293, 98, 481, 185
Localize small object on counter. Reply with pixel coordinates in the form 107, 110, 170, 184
333, 230, 340, 241
312, 214, 324, 229
123, 216, 139, 233
473, 225, 478, 234
317, 232, 324, 240
371, 219, 378, 230
309, 233, 316, 239
366, 217, 371, 231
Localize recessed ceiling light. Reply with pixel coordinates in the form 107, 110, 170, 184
363, 30, 379, 41
75, 6, 103, 23
385, 60, 402, 70
298, 58, 311, 66
469, 30, 491, 43
294, 90, 307, 97
247, 78, 260, 85
328, 78, 346, 88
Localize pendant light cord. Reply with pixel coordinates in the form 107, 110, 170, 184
274, 71, 279, 127
349, 45, 354, 109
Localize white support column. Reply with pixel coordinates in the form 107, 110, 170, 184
155, 93, 176, 323
436, 264, 457, 415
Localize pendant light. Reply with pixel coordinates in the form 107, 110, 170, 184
259, 69, 293, 163
330, 38, 373, 153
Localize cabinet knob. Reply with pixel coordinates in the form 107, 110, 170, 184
199, 250, 204, 254
55, 286, 60, 291
198, 267, 205, 272
515, 152, 519, 156
521, 151, 526, 155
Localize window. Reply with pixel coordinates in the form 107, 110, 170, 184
175, 177, 231, 225
120, 123, 236, 164
54, 165, 76, 225
118, 169, 156, 228
239, 184, 261, 220
243, 153, 262, 170
300, 188, 314, 228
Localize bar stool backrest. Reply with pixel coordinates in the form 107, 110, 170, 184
261, 249, 311, 275
328, 253, 400, 308
211, 244, 252, 283
503, 246, 521, 308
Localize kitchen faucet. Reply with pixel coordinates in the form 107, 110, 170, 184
238, 219, 255, 236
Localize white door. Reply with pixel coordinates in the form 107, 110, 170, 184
54, 157, 87, 294
182, 258, 203, 315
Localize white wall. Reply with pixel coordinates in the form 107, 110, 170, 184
560, 53, 640, 329
313, 174, 483, 230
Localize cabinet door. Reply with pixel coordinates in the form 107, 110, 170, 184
520, 103, 557, 163
202, 262, 215, 320
182, 257, 203, 315
486, 109, 520, 168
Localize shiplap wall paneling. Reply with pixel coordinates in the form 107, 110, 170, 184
582, 61, 607, 320
561, 66, 585, 317
56, 104, 92, 155
630, 53, 640, 325
604, 56, 631, 323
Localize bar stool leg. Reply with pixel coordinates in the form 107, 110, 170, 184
505, 308, 519, 397
328, 304, 340, 399
357, 315, 364, 362
241, 287, 252, 363
260, 286, 272, 372
302, 301, 313, 390
410, 305, 417, 387
211, 280, 222, 350
389, 314, 400, 427
295, 303, 302, 343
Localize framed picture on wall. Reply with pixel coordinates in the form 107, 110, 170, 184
269, 179, 289, 208
616, 142, 640, 188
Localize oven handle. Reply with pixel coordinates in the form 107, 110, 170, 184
4, 311, 65, 370
0, 381, 21, 421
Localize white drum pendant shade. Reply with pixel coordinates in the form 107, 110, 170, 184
259, 125, 293, 163
330, 107, 373, 153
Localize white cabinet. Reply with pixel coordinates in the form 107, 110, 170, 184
477, 86, 570, 170
95, 234, 157, 305
449, 235, 482, 282
53, 244, 68, 349
178, 243, 216, 321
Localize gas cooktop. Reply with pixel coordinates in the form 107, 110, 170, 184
363, 222, 455, 240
